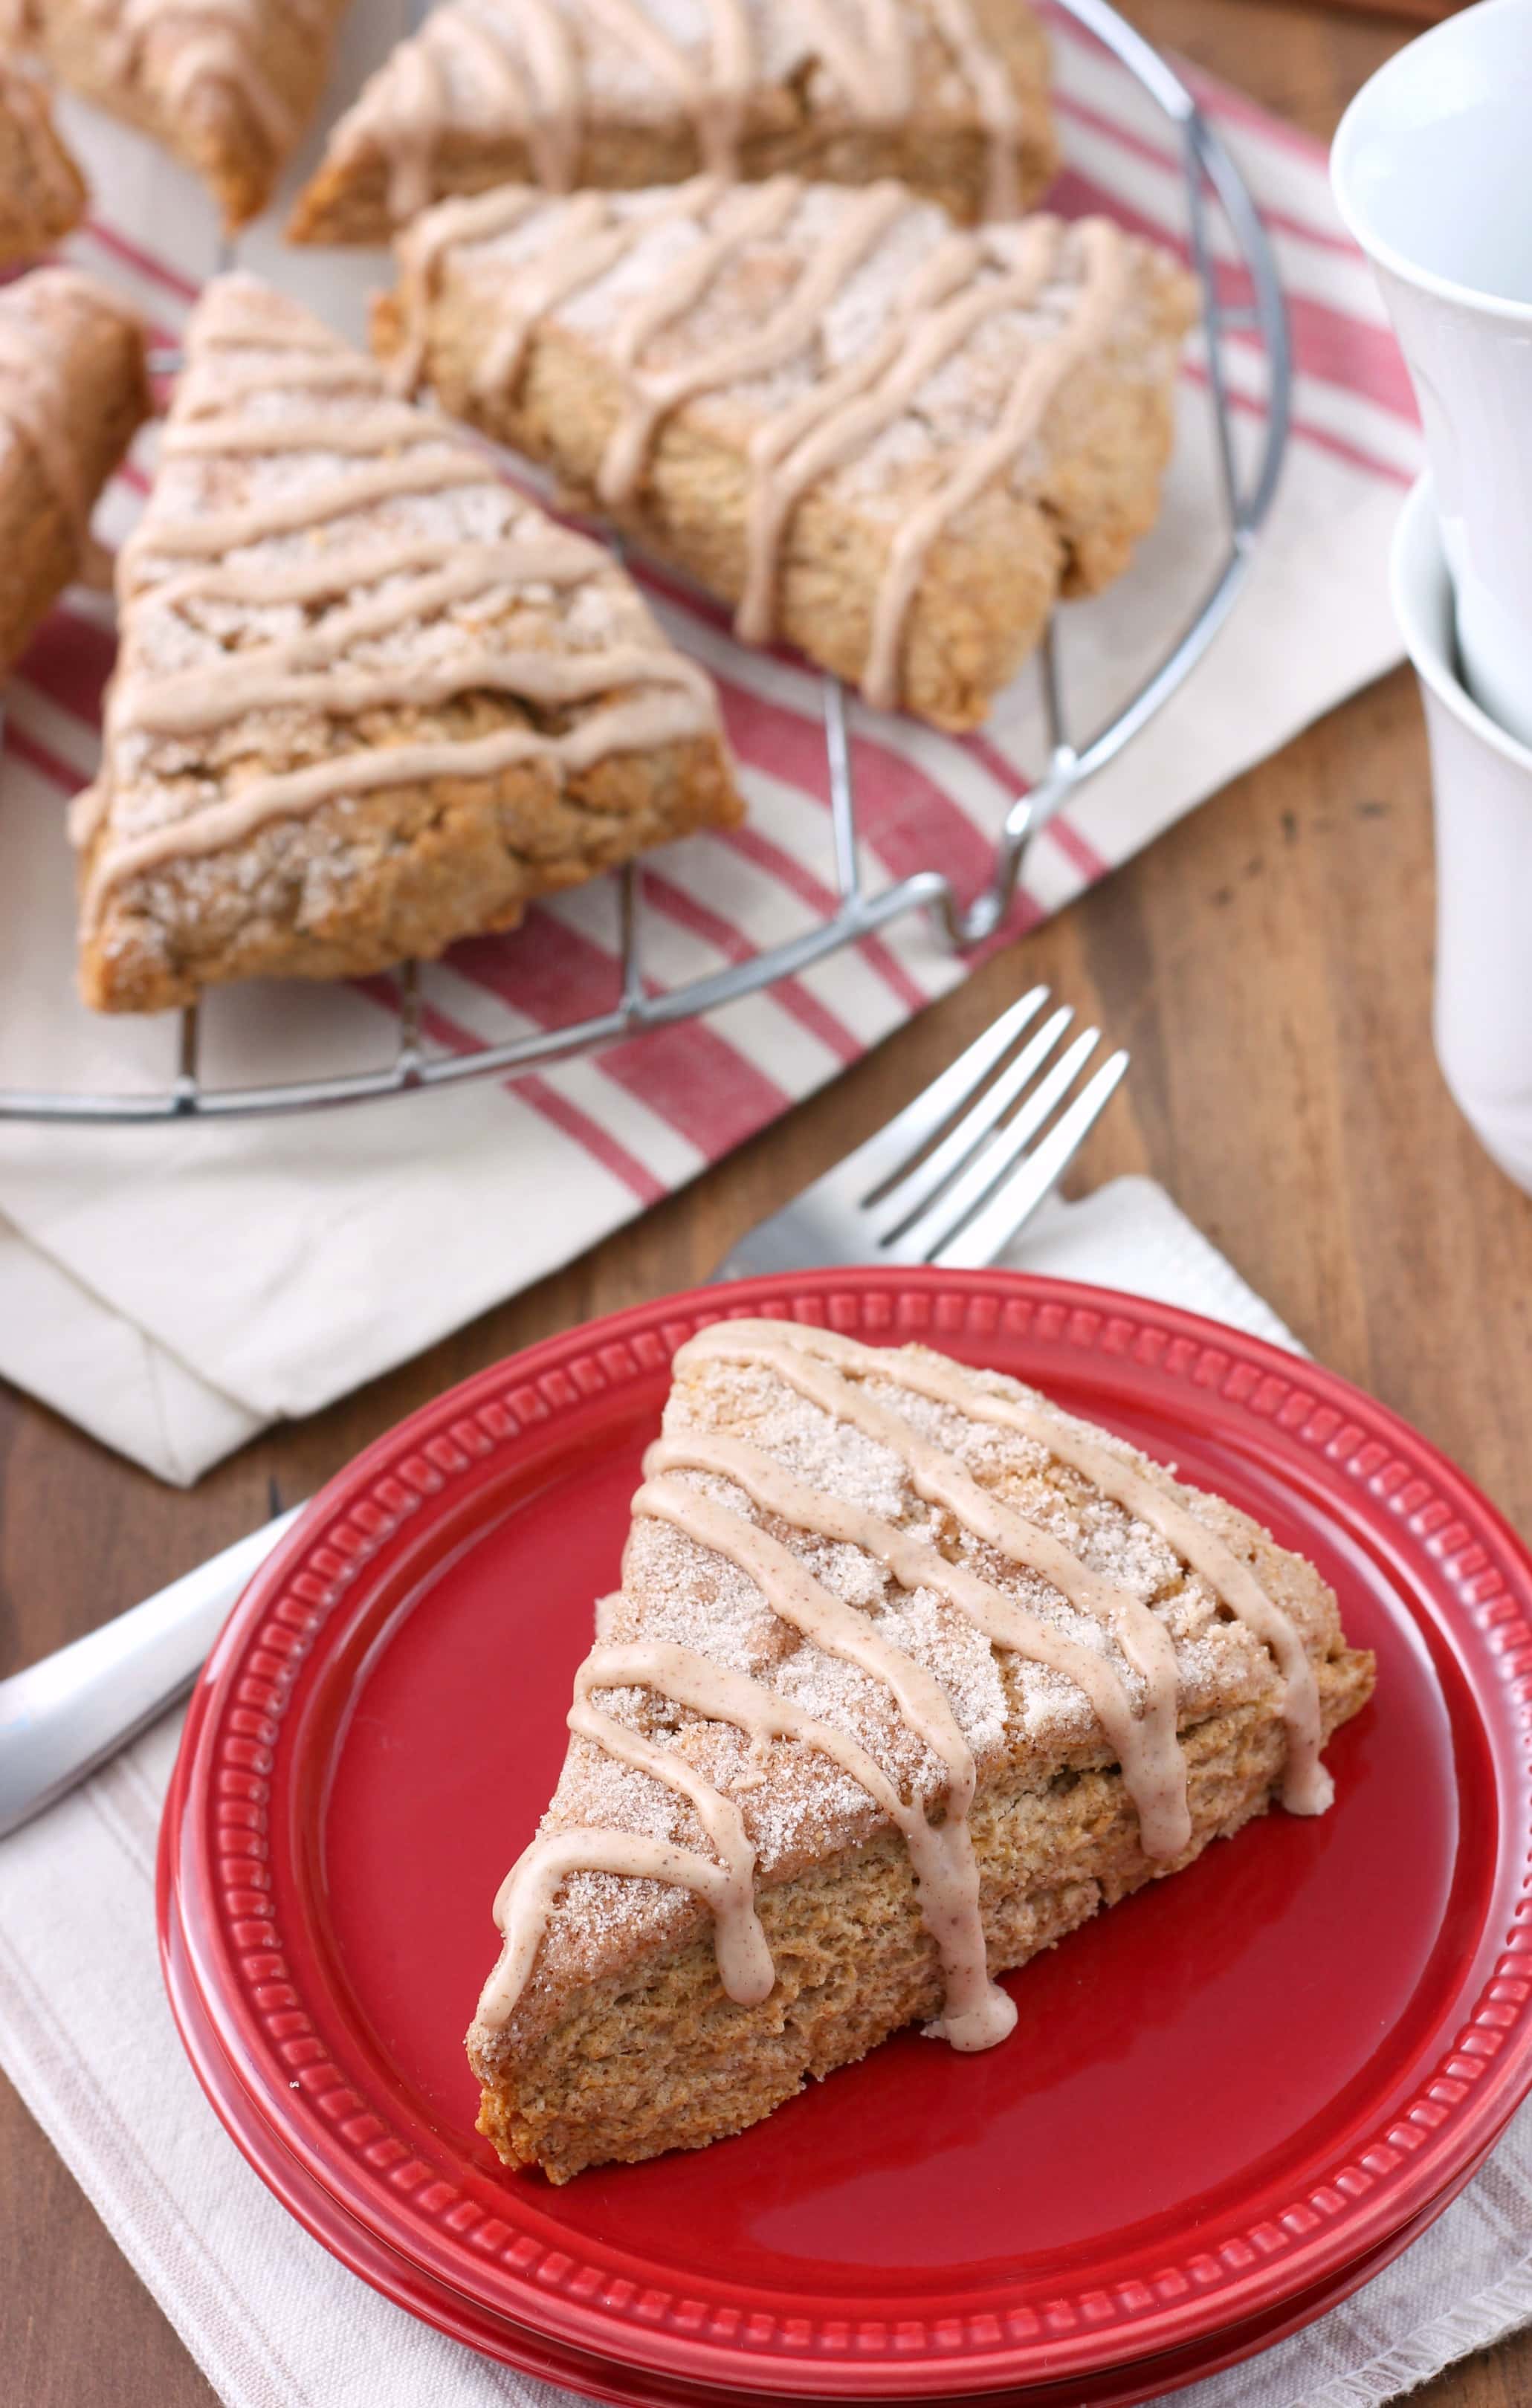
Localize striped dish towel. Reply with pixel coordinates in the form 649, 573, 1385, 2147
0, 3, 1421, 1483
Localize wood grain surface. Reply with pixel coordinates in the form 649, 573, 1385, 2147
4, 4, 1531, 2401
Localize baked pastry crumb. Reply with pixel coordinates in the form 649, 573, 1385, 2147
7, 0, 352, 224
0, 58, 87, 262
0, 265, 149, 678
77, 271, 743, 1014
378, 177, 1196, 731
290, 0, 1058, 247
471, 1321, 1376, 2182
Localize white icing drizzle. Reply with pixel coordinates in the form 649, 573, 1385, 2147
595, 176, 907, 514
480, 1826, 769, 2025
395, 184, 1129, 710
324, 0, 1027, 227
83, 685, 713, 921
643, 1428, 1189, 1854
476, 1322, 1334, 2057
688, 1322, 1330, 1811
83, 275, 723, 925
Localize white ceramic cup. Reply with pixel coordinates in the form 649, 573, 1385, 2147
1393, 476, 1532, 1194
1334, 0, 1532, 751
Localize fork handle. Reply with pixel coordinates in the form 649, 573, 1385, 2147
0, 1506, 302, 1840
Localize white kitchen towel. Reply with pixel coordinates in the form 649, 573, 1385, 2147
2, 1182, 1525, 2408
0, 7, 1421, 1483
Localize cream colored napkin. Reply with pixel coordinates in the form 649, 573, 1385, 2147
4, 1180, 1527, 2408
0, 12, 1419, 1481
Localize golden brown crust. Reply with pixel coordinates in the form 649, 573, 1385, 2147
78, 730, 741, 1012
13, 0, 352, 224
0, 60, 87, 262
479, 1658, 1374, 2183
290, 0, 1057, 246
0, 270, 149, 679
375, 190, 1195, 732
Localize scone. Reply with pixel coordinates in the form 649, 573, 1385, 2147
290, 0, 1058, 246
6, 0, 352, 224
471, 1319, 1376, 2183
0, 267, 149, 677
376, 178, 1197, 731
0, 59, 87, 261
76, 271, 743, 1014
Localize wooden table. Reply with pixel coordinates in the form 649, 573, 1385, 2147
5, 4, 1531, 2401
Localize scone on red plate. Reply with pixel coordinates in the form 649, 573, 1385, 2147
471, 1319, 1376, 2183
376, 177, 1197, 731
0, 59, 87, 261
75, 272, 743, 1014
7, 0, 352, 224
290, 0, 1058, 246
0, 267, 149, 677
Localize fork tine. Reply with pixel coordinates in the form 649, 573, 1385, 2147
814, 985, 1051, 1201
868, 1006, 1074, 1234
893, 1026, 1104, 1260
931, 1049, 1131, 1271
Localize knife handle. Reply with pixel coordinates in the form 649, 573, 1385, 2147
0, 1506, 302, 1840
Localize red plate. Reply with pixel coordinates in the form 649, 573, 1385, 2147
161, 1272, 1532, 2404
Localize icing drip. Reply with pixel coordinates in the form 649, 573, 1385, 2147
595, 177, 909, 514
862, 216, 1126, 708
476, 1321, 1335, 2057
83, 684, 713, 922
644, 1428, 1190, 1854
685, 1321, 1329, 1807
479, 1826, 769, 2026
335, 0, 1025, 224
676, 1326, 1188, 1836
804, 1336, 1334, 1813
399, 182, 1131, 708
482, 1599, 1023, 2046
84, 276, 723, 926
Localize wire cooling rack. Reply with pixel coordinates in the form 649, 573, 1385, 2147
0, 0, 1290, 1124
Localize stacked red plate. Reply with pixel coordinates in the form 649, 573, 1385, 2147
160, 1272, 1532, 2407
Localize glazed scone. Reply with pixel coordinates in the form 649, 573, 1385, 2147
4, 0, 352, 224
376, 179, 1196, 731
75, 272, 743, 1014
471, 1320, 1376, 2183
0, 267, 149, 677
290, 0, 1057, 246
0, 59, 87, 260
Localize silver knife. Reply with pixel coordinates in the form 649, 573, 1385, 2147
0, 1505, 303, 1840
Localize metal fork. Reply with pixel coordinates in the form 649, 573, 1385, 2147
711, 985, 1128, 1280
0, 991, 1126, 1839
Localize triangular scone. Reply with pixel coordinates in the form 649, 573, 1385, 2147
8, 0, 352, 224
0, 60, 87, 262
0, 268, 149, 676
77, 274, 742, 1014
290, 0, 1057, 247
471, 1321, 1376, 2182
376, 180, 1197, 732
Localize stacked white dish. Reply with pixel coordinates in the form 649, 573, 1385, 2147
1333, 0, 1532, 1193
